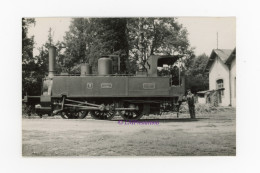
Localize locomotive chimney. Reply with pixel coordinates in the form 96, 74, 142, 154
48, 46, 56, 78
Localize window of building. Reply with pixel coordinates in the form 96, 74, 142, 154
216, 79, 224, 96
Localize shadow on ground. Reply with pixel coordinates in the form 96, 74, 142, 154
111, 118, 207, 123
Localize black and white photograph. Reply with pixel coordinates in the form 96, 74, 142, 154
2, 0, 260, 173
22, 17, 236, 156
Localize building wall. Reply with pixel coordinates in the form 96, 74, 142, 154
198, 97, 206, 104
230, 58, 236, 107
209, 56, 230, 106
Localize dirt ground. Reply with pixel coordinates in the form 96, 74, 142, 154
22, 111, 236, 156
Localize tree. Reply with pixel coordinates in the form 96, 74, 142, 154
22, 18, 36, 97
186, 53, 209, 93
22, 23, 65, 97
90, 18, 129, 73
63, 18, 129, 73
127, 18, 194, 73
62, 17, 194, 75
63, 18, 90, 72
22, 18, 35, 64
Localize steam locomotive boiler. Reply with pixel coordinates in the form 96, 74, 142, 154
23, 46, 185, 120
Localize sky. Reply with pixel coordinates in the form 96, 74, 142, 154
177, 17, 236, 55
28, 17, 72, 56
28, 17, 236, 56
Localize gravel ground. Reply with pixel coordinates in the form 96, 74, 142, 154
22, 111, 236, 156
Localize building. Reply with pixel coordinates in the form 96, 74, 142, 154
197, 90, 208, 104
205, 48, 236, 107
225, 48, 236, 107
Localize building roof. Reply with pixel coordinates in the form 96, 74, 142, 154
197, 90, 210, 94
214, 49, 233, 62
205, 49, 233, 72
225, 48, 236, 65
197, 88, 225, 95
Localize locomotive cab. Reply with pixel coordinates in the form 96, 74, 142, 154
145, 55, 184, 86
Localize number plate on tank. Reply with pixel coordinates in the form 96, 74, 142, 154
101, 83, 112, 88
143, 83, 155, 89
86, 82, 93, 89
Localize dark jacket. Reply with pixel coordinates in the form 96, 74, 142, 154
186, 93, 195, 106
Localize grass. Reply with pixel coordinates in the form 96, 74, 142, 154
22, 111, 236, 156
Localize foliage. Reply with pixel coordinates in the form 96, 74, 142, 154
185, 53, 209, 93
35, 40, 65, 76
62, 18, 90, 72
22, 21, 64, 97
22, 18, 37, 96
63, 18, 129, 73
62, 18, 194, 74
179, 103, 235, 115
127, 18, 194, 72
90, 18, 129, 73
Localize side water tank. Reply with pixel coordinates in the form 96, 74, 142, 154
98, 56, 112, 75
81, 63, 91, 76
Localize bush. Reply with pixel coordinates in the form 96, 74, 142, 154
22, 103, 36, 117
179, 103, 235, 115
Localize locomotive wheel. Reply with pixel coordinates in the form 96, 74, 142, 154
104, 110, 116, 120
61, 111, 88, 119
121, 110, 143, 120
121, 103, 143, 120
74, 111, 88, 119
90, 110, 115, 120
90, 111, 104, 120
121, 104, 144, 121
61, 111, 73, 119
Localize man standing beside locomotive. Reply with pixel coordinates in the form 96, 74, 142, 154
186, 89, 196, 119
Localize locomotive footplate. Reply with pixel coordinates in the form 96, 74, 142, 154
123, 100, 162, 104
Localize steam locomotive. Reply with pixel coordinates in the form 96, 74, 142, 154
23, 46, 185, 120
